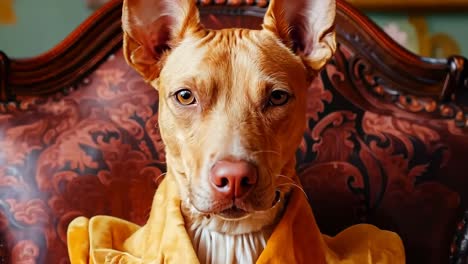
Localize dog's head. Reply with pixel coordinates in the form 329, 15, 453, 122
122, 0, 335, 233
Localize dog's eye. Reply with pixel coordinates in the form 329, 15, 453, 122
269, 90, 290, 106
175, 89, 196, 105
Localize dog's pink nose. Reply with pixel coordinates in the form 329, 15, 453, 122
210, 160, 258, 199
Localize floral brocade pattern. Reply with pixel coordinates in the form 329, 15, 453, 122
0, 48, 466, 263
0, 52, 166, 263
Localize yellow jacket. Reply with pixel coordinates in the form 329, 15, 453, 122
67, 176, 405, 263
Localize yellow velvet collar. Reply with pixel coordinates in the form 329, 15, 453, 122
67, 176, 405, 263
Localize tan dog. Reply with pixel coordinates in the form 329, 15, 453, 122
122, 0, 335, 263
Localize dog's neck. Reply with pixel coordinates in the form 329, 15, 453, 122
181, 195, 287, 264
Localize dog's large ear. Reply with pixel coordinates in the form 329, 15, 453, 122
122, 0, 202, 82
262, 0, 336, 71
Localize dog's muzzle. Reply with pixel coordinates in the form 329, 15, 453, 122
213, 190, 282, 221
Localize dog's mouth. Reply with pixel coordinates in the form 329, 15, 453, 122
217, 206, 249, 220
213, 190, 282, 221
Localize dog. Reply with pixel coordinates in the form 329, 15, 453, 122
121, 0, 335, 263
67, 0, 406, 263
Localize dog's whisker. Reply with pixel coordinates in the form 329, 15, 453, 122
144, 207, 152, 221
276, 174, 298, 185
276, 174, 294, 181
251, 150, 281, 156
275, 183, 309, 202
154, 172, 167, 184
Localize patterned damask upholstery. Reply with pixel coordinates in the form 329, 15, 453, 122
1, 11, 468, 264
0, 52, 168, 262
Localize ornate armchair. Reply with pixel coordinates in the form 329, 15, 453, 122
1, 0, 468, 263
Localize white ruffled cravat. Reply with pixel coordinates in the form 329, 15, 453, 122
188, 224, 272, 264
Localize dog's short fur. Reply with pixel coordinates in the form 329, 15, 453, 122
122, 0, 335, 263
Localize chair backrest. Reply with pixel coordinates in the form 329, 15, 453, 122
1, 0, 468, 263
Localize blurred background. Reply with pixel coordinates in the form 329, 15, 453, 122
0, 0, 467, 59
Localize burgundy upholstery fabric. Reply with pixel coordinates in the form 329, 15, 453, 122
1, 15, 467, 264
0, 52, 165, 263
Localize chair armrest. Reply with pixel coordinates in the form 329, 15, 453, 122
451, 210, 468, 264
0, 232, 7, 264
